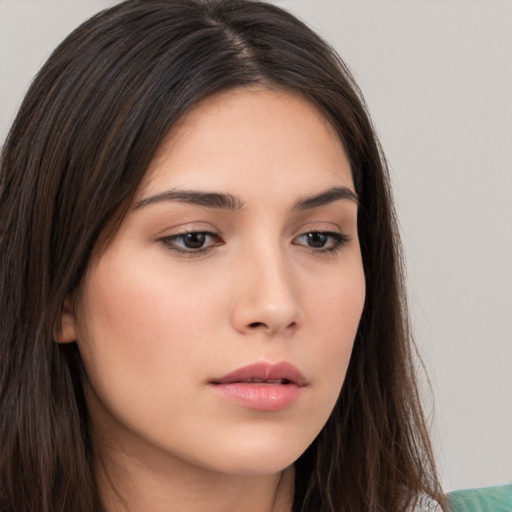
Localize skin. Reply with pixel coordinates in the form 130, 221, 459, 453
60, 87, 366, 512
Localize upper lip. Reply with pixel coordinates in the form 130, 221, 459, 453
210, 361, 308, 386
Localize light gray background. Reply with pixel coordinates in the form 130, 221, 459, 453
1, 0, 510, 493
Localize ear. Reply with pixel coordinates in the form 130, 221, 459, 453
54, 298, 78, 343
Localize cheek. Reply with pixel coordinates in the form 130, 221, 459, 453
308, 253, 365, 337
81, 248, 223, 334
74, 256, 222, 398
306, 262, 365, 396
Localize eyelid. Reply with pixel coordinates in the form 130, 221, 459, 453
292, 229, 351, 254
159, 230, 224, 255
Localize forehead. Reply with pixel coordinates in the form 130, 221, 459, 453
138, 87, 353, 201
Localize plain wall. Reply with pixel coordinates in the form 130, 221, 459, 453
1, 0, 511, 493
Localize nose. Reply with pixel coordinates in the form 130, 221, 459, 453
230, 244, 302, 337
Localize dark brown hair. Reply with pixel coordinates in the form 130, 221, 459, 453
0, 1, 445, 510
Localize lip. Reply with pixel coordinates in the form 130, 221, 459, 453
209, 361, 307, 412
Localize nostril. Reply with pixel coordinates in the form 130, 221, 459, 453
249, 322, 266, 329
248, 321, 297, 332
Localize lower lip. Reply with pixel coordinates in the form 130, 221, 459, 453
209, 382, 304, 411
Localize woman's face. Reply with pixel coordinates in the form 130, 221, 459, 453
63, 88, 365, 476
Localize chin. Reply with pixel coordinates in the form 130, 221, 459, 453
193, 432, 311, 476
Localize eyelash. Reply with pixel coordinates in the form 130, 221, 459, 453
292, 231, 350, 254
160, 231, 223, 254
159, 230, 350, 255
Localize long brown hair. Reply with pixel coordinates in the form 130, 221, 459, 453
0, 1, 445, 510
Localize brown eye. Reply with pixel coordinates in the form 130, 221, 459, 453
182, 232, 207, 249
293, 231, 350, 254
306, 232, 328, 248
160, 231, 223, 254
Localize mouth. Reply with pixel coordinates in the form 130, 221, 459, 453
208, 361, 307, 411
210, 360, 307, 387
229, 378, 292, 384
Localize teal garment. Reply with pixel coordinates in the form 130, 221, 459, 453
447, 484, 512, 512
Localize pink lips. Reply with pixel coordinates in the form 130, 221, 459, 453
209, 361, 307, 411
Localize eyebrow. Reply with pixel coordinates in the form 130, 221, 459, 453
293, 186, 359, 210
134, 189, 244, 210
134, 186, 358, 211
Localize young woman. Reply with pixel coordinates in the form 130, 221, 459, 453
0, 1, 445, 511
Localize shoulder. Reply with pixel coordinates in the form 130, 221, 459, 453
446, 484, 512, 512
409, 494, 443, 512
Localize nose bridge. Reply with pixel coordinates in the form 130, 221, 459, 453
231, 236, 301, 335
